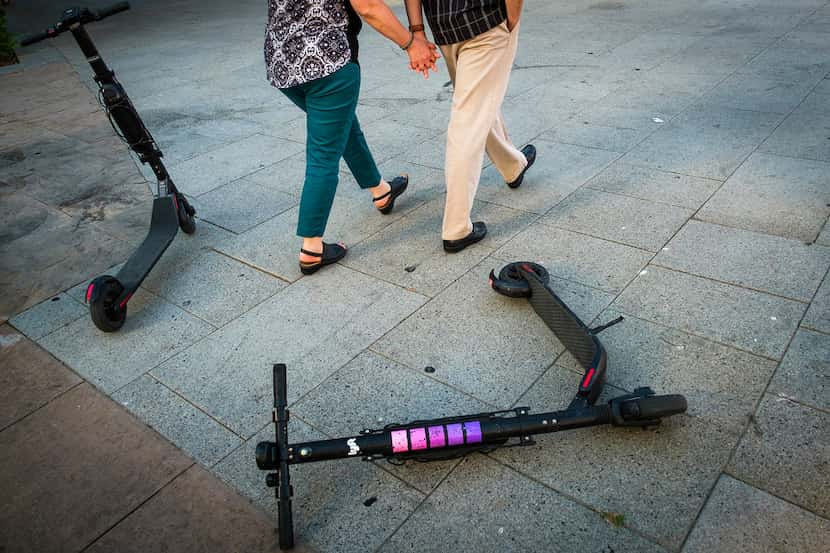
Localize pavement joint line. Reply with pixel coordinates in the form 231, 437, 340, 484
534, 218, 665, 255
647, 262, 819, 305
208, 247, 295, 285
677, 126, 830, 549
609, 309, 790, 364
0, 376, 85, 434
334, 261, 435, 299
801, 323, 830, 337
483, 449, 677, 551
143, 372, 250, 445
721, 469, 830, 523
372, 451, 467, 553
756, 147, 830, 166
685, 215, 830, 247
77, 461, 197, 553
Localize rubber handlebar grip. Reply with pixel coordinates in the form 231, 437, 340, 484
20, 30, 52, 46
628, 394, 687, 420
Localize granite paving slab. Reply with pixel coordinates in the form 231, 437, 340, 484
803, 272, 830, 333
86, 464, 313, 553
622, 103, 783, 180
727, 394, 830, 518
769, 328, 829, 411
655, 220, 830, 301
113, 375, 242, 467
537, 118, 652, 153
681, 475, 830, 553
291, 350, 488, 493
696, 152, 830, 242
244, 151, 306, 197
0, 383, 192, 553
152, 264, 427, 437
9, 292, 86, 341
759, 93, 830, 162
341, 198, 535, 297
597, 68, 725, 117
212, 420, 424, 553
740, 45, 830, 82
613, 266, 805, 359
494, 223, 652, 293
542, 187, 693, 252
38, 288, 214, 393
373, 263, 614, 408
379, 454, 667, 553
700, 71, 818, 114
492, 367, 737, 550
142, 249, 288, 328
168, 134, 305, 197
189, 177, 297, 234
585, 162, 722, 210
0, 325, 82, 431
476, 139, 621, 215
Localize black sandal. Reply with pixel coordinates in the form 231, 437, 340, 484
299, 242, 347, 275
373, 175, 409, 215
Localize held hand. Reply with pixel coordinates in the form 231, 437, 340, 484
407, 36, 440, 78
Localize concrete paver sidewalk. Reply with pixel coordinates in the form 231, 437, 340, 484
2, 1, 829, 552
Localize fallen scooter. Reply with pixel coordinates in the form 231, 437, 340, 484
255, 262, 688, 549
20, 2, 196, 332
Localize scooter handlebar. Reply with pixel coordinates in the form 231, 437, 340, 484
19, 3, 130, 47
19, 28, 56, 46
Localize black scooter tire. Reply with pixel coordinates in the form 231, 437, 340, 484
176, 195, 196, 235
489, 262, 550, 298
88, 275, 127, 332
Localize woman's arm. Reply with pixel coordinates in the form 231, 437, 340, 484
350, 0, 439, 77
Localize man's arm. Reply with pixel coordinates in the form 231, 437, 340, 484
506, 0, 524, 31
404, 0, 435, 76
350, 0, 438, 77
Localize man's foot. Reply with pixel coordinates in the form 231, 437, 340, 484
506, 144, 537, 189
299, 242, 347, 275
373, 175, 409, 214
443, 221, 487, 253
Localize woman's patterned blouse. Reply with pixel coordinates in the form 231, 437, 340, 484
265, 0, 353, 89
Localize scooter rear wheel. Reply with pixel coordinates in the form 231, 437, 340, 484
88, 275, 127, 332
176, 194, 196, 235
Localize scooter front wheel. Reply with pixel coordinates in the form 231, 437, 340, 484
87, 275, 127, 332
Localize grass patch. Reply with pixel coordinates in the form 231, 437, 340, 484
602, 511, 626, 528
0, 7, 19, 67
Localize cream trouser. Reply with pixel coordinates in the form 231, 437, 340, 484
440, 21, 526, 240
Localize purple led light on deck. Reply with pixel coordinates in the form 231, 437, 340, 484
409, 428, 428, 450
464, 421, 482, 444
391, 430, 408, 453
446, 423, 464, 446
428, 426, 445, 448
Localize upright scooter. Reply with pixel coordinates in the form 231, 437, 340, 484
21, 2, 196, 332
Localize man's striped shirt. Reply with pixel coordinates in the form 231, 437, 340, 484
422, 0, 508, 45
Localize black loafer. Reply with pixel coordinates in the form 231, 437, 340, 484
506, 144, 537, 189
373, 174, 409, 215
443, 221, 487, 253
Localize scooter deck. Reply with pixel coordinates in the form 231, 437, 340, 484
116, 196, 178, 293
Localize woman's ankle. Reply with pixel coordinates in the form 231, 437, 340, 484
300, 237, 323, 262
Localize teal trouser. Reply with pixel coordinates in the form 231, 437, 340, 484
280, 62, 382, 238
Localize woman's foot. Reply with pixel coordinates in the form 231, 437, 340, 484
371, 175, 409, 214
299, 238, 347, 275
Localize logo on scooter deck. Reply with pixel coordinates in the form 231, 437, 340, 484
390, 421, 483, 454
346, 438, 360, 456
